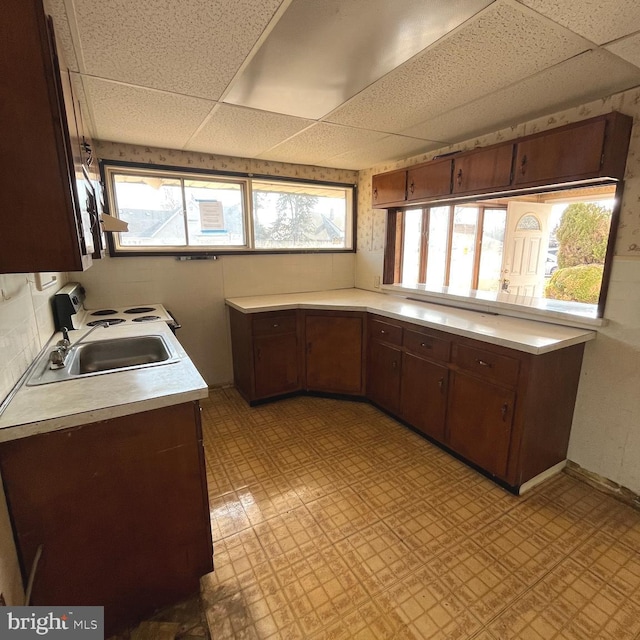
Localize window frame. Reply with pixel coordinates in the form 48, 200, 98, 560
101, 160, 356, 257
383, 181, 624, 319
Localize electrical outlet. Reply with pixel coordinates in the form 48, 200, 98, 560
373, 276, 381, 289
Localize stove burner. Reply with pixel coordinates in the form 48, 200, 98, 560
90, 309, 118, 316
124, 307, 156, 314
87, 318, 125, 326
132, 315, 161, 323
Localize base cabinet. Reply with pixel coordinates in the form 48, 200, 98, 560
228, 306, 586, 490
0, 402, 212, 637
447, 372, 514, 478
304, 312, 364, 395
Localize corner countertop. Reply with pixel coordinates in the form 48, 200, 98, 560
0, 322, 208, 443
225, 288, 596, 355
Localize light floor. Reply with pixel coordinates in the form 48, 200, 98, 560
200, 388, 640, 640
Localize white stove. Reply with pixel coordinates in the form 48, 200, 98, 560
54, 283, 180, 333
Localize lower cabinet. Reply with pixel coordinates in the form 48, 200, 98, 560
447, 372, 514, 478
0, 402, 212, 637
227, 306, 586, 490
304, 311, 365, 395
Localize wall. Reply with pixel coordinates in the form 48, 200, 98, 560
0, 272, 68, 604
74, 143, 358, 385
356, 87, 640, 494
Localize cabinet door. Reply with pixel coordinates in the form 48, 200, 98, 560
513, 119, 606, 187
254, 333, 300, 399
446, 372, 514, 479
400, 353, 448, 442
305, 314, 363, 394
452, 145, 514, 195
367, 340, 402, 413
407, 159, 452, 201
372, 170, 407, 207
0, 1, 92, 273
0, 403, 212, 636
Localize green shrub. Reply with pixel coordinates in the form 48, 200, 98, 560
555, 202, 611, 268
545, 264, 604, 304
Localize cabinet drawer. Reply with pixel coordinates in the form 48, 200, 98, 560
252, 313, 297, 336
452, 343, 519, 386
369, 318, 403, 346
403, 329, 450, 362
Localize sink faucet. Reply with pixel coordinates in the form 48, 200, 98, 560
49, 322, 109, 369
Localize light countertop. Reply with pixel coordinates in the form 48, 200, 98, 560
225, 288, 596, 354
0, 322, 208, 442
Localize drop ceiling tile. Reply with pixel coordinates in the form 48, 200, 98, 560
606, 33, 640, 69
257, 123, 387, 166
327, 0, 589, 134
72, 0, 285, 100
323, 135, 443, 171
402, 50, 640, 145
517, 0, 640, 45
82, 77, 214, 149
224, 0, 493, 119
185, 104, 313, 158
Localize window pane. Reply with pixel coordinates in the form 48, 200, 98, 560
401, 209, 422, 284
252, 181, 352, 249
184, 179, 246, 246
449, 206, 478, 291
113, 174, 185, 247
425, 206, 450, 289
478, 209, 506, 292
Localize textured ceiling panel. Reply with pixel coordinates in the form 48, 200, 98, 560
322, 135, 443, 170
258, 123, 387, 165
517, 0, 640, 45
224, 0, 493, 119
326, 1, 589, 134
606, 33, 640, 69
186, 104, 314, 157
402, 49, 640, 144
72, 0, 285, 100
83, 78, 214, 149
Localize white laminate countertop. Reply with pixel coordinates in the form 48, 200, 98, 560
225, 288, 596, 355
0, 322, 208, 443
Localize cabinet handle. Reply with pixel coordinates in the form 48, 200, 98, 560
380, 329, 387, 335
409, 180, 415, 194
438, 377, 445, 391
476, 359, 492, 368
520, 154, 527, 176
373, 187, 378, 200
392, 360, 397, 369
273, 323, 279, 328
256, 347, 261, 361
501, 403, 509, 421
456, 168, 463, 186
420, 342, 432, 349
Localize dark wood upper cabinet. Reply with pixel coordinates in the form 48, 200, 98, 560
452, 144, 514, 195
407, 159, 452, 201
0, 0, 93, 273
371, 112, 633, 209
513, 113, 632, 188
372, 169, 407, 207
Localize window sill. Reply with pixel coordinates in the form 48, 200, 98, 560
381, 283, 606, 329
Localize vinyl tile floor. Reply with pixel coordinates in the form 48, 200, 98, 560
200, 388, 640, 640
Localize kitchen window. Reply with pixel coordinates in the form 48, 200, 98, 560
103, 163, 355, 255
388, 184, 619, 317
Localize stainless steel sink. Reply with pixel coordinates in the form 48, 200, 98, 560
26, 334, 180, 386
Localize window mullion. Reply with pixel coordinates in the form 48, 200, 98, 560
180, 178, 189, 246
418, 208, 428, 284
444, 205, 454, 287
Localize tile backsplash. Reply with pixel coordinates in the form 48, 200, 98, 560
0, 272, 68, 403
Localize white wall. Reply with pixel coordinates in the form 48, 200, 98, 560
356, 87, 640, 494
